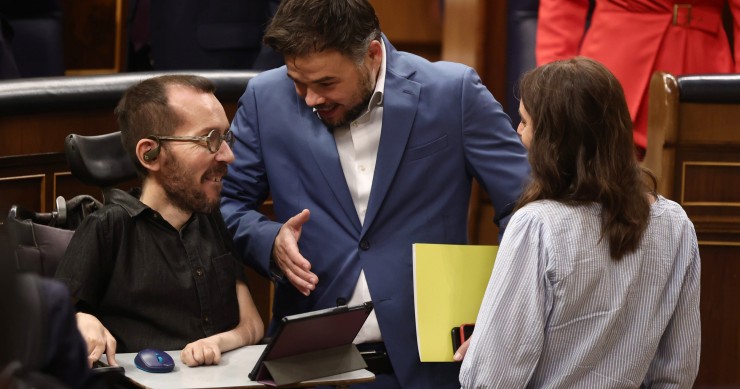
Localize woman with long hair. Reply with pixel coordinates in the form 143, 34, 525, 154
459, 57, 700, 388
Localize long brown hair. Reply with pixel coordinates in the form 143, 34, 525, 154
517, 57, 656, 260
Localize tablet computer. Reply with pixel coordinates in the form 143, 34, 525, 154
249, 301, 374, 384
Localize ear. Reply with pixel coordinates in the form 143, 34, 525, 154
136, 138, 162, 172
367, 40, 382, 69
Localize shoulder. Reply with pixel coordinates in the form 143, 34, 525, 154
70, 198, 137, 244
513, 200, 579, 223
244, 66, 296, 104
248, 66, 291, 90
387, 44, 474, 85
650, 196, 696, 234
88, 189, 145, 224
79, 203, 131, 230
502, 201, 553, 240
509, 201, 599, 236
651, 196, 690, 219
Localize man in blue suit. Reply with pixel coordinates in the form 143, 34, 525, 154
220, 0, 530, 387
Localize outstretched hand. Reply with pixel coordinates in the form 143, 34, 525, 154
272, 209, 318, 296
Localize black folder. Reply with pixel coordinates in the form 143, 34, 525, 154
249, 302, 374, 386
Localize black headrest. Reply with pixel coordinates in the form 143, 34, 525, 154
677, 74, 740, 104
0, 70, 259, 115
64, 132, 137, 188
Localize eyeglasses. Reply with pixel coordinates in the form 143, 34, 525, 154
149, 129, 234, 153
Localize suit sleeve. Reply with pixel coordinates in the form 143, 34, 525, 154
460, 67, 530, 232
459, 209, 548, 387
536, 0, 591, 65
221, 83, 282, 278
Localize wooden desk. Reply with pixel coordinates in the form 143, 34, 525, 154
107, 345, 374, 389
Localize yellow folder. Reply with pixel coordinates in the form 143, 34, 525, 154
412, 243, 498, 362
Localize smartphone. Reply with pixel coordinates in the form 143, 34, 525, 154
451, 323, 475, 352
92, 360, 125, 374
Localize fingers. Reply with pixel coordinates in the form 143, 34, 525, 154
285, 209, 310, 231
282, 260, 318, 296
104, 328, 118, 367
86, 333, 117, 367
273, 210, 318, 296
76, 312, 113, 367
180, 347, 195, 367
181, 342, 221, 367
87, 343, 105, 368
453, 338, 471, 362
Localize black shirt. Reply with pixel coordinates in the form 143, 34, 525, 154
55, 189, 245, 353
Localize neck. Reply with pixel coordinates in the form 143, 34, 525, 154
140, 179, 192, 231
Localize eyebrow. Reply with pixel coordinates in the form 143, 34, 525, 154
286, 72, 336, 85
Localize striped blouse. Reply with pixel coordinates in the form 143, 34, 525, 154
459, 196, 700, 388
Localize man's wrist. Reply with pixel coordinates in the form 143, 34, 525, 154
269, 256, 285, 282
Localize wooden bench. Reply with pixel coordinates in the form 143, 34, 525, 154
644, 71, 740, 386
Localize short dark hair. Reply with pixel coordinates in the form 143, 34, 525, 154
115, 74, 216, 176
517, 57, 656, 260
264, 0, 381, 62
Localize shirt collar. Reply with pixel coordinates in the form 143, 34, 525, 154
367, 39, 387, 110
108, 188, 149, 217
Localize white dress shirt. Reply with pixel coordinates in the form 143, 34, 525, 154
334, 40, 387, 344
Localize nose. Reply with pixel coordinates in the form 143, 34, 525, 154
216, 140, 235, 164
304, 87, 326, 108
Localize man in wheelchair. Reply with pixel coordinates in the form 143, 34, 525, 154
54, 75, 264, 368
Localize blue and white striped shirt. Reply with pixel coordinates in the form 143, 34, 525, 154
460, 196, 700, 388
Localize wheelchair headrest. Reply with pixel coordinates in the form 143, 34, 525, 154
64, 131, 137, 188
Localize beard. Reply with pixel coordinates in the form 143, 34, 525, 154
160, 153, 227, 214
318, 66, 375, 130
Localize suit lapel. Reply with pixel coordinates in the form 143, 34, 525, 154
362, 44, 420, 232
300, 107, 362, 231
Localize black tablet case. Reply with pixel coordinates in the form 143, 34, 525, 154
249, 302, 374, 386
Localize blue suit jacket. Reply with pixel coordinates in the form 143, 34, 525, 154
221, 37, 530, 388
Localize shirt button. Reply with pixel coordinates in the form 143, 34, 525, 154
193, 267, 205, 278
359, 240, 370, 251
358, 165, 366, 172
203, 315, 210, 324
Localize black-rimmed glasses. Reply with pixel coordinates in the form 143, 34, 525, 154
149, 129, 234, 153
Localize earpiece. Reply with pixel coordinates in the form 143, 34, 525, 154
143, 137, 161, 162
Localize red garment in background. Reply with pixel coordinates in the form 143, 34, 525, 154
536, 0, 740, 149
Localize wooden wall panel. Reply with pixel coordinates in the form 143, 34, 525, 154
60, 0, 125, 74
370, 0, 442, 61
441, 0, 508, 245
0, 174, 45, 214
696, 244, 740, 385
682, 163, 740, 205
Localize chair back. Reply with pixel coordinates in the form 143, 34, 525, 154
644, 72, 740, 198
6, 205, 75, 277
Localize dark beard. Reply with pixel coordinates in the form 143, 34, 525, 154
160, 154, 225, 214
321, 67, 375, 130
